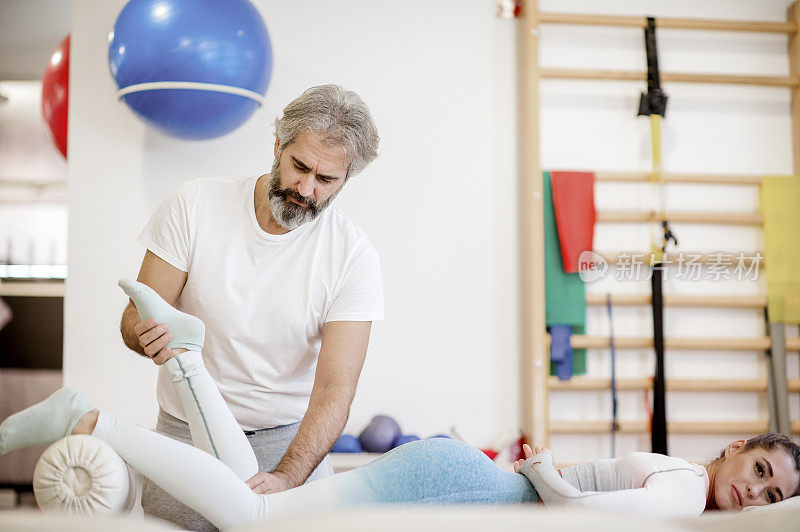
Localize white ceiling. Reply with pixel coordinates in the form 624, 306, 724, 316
0, 0, 71, 80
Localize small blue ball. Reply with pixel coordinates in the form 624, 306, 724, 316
331, 434, 362, 453
392, 434, 420, 448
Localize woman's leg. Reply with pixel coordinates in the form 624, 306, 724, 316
91, 411, 266, 530
104, 429, 536, 523
1, 387, 265, 529
95, 425, 536, 523
157, 349, 258, 480
5, 390, 536, 527
79, 412, 537, 523
119, 279, 258, 481
1, 388, 264, 529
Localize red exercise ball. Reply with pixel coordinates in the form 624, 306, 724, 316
42, 35, 70, 158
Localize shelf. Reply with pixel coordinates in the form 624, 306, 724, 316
0, 280, 65, 297
329, 452, 382, 473
0, 180, 67, 204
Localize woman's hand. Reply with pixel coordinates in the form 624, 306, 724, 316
513, 443, 552, 473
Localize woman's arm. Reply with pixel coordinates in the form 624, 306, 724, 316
519, 452, 705, 519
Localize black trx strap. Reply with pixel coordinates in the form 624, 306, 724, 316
606, 294, 619, 458
650, 267, 667, 454
638, 18, 675, 456
638, 18, 668, 118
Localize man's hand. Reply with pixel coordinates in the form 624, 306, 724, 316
120, 250, 187, 359
133, 318, 175, 365
245, 471, 295, 495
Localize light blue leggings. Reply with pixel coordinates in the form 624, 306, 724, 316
327, 436, 538, 505
91, 351, 537, 530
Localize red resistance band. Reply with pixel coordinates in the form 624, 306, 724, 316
550, 171, 597, 274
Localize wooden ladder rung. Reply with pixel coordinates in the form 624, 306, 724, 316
549, 377, 800, 393
550, 420, 800, 435
593, 171, 775, 185
597, 210, 763, 226
538, 13, 798, 34
565, 335, 774, 351
599, 251, 763, 266
540, 68, 797, 88
585, 294, 767, 308
556, 335, 800, 351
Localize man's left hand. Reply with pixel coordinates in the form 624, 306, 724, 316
245, 471, 295, 494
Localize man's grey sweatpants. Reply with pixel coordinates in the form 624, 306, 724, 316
141, 409, 333, 531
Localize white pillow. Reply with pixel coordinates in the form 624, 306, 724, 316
739, 495, 800, 514
33, 435, 135, 516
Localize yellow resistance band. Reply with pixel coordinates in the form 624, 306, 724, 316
649, 114, 667, 262
762, 176, 800, 323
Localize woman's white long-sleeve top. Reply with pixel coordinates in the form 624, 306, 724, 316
519, 452, 708, 518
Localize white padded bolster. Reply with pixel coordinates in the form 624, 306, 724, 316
33, 435, 135, 516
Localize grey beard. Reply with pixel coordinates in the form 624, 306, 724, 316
266, 158, 341, 231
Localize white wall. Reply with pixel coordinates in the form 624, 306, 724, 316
65, 0, 520, 445
65, 0, 800, 465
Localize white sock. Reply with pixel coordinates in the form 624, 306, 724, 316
118, 279, 205, 352
0, 388, 95, 454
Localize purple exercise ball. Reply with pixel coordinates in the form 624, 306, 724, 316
359, 415, 401, 453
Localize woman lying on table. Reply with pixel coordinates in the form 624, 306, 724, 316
1, 280, 798, 530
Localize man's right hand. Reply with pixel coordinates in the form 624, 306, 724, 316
133, 318, 174, 365
119, 250, 188, 360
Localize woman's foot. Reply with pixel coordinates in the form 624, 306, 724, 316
118, 279, 205, 352
0, 388, 95, 454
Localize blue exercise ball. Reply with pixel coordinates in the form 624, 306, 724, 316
359, 415, 401, 453
392, 434, 420, 448
331, 434, 362, 453
108, 0, 272, 140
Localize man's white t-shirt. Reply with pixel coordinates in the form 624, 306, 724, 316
138, 175, 384, 430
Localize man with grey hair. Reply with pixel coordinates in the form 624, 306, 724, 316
120, 85, 383, 531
